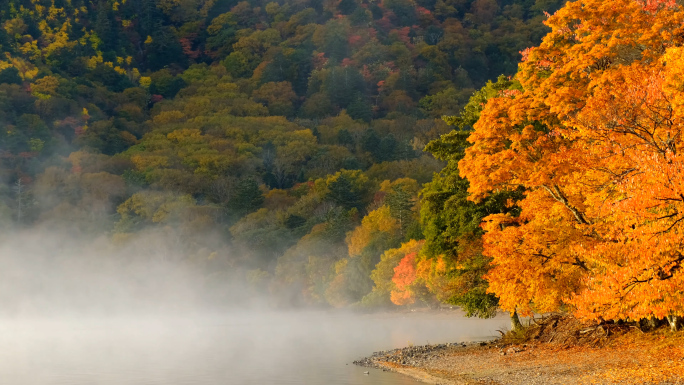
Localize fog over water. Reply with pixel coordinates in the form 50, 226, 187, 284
0, 312, 510, 385
0, 232, 510, 384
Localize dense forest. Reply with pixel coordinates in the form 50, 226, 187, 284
0, 0, 586, 315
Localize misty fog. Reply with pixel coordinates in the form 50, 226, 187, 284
0, 312, 509, 385
0, 231, 509, 384
0, 230, 249, 317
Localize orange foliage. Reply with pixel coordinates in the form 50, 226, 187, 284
460, 0, 684, 321
391, 252, 417, 305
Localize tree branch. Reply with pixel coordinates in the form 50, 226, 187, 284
541, 184, 590, 225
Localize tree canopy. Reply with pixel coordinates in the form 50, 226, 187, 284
459, 0, 684, 326
0, 0, 582, 312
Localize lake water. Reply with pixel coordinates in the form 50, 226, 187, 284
0, 311, 510, 385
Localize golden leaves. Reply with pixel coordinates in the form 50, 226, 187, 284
31, 75, 59, 99
346, 205, 400, 257
460, 0, 684, 320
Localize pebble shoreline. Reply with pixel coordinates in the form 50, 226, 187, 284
353, 340, 490, 370
353, 337, 684, 385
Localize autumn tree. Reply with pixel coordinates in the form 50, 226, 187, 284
460, 0, 684, 328
326, 204, 403, 306
229, 178, 264, 218
365, 239, 425, 307
324, 169, 374, 212
252, 82, 298, 117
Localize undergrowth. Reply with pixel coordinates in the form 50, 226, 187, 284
499, 313, 684, 349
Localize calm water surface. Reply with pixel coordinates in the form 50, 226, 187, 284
0, 311, 509, 385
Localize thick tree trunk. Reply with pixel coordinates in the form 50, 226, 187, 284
639, 317, 658, 331
667, 314, 681, 332
511, 310, 523, 332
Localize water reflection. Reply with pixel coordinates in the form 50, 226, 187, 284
0, 311, 509, 385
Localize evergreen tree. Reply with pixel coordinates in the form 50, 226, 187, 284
324, 67, 365, 108
94, 2, 115, 51
337, 128, 355, 149
229, 179, 265, 218
361, 129, 381, 157
326, 170, 371, 212
346, 95, 373, 122
386, 185, 414, 237
0, 67, 22, 85
338, 0, 358, 15
419, 77, 523, 318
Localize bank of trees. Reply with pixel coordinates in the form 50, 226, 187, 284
380, 0, 682, 328
6, 0, 683, 327
14, 0, 658, 315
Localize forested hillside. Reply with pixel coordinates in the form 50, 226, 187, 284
0, 0, 564, 308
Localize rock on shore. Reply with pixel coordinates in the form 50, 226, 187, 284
353, 341, 489, 370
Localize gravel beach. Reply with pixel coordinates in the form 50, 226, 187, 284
354, 332, 684, 385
